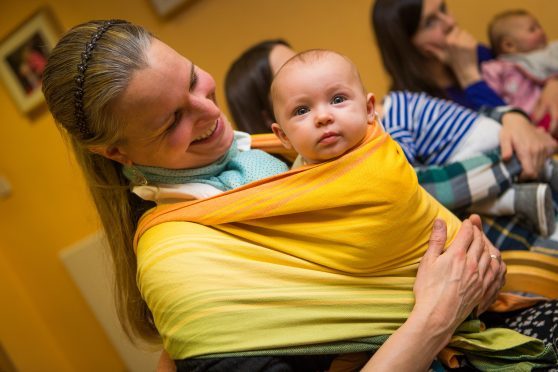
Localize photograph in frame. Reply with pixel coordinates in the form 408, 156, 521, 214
149, 0, 197, 17
0, 8, 62, 114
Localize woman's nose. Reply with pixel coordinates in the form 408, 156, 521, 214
439, 12, 455, 33
189, 89, 221, 123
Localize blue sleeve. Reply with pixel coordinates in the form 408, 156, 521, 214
477, 44, 495, 64
388, 129, 417, 164
459, 44, 505, 110
381, 92, 418, 164
463, 81, 506, 110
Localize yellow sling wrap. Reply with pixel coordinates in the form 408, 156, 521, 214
134, 122, 556, 369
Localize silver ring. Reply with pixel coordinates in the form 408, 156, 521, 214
490, 254, 498, 259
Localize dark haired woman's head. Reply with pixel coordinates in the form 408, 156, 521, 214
225, 39, 293, 134
371, 0, 453, 97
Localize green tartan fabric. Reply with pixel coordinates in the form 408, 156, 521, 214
416, 150, 518, 211
416, 151, 558, 256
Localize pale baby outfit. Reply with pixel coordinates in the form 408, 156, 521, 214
482, 41, 558, 129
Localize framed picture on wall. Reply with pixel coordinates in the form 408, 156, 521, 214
149, 0, 196, 17
0, 8, 62, 114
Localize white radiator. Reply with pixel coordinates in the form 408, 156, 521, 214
59, 232, 160, 371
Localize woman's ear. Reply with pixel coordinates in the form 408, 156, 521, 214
88, 145, 133, 165
366, 93, 376, 123
271, 123, 293, 150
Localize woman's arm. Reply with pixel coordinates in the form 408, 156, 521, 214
443, 27, 483, 89
428, 28, 506, 110
362, 217, 502, 371
449, 39, 506, 110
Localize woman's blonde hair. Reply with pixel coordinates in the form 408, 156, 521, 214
42, 20, 159, 343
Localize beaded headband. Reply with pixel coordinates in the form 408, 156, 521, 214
74, 20, 127, 139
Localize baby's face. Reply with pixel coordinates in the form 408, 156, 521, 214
505, 15, 547, 53
271, 54, 374, 164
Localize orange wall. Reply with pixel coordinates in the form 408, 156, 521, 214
0, 0, 556, 370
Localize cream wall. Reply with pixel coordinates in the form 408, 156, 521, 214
0, 0, 556, 370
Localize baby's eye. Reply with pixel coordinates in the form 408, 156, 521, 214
331, 95, 346, 104
294, 106, 309, 116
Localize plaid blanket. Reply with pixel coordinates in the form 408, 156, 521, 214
416, 150, 558, 256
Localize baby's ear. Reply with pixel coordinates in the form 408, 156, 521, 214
366, 93, 376, 123
271, 123, 293, 150
500, 36, 517, 54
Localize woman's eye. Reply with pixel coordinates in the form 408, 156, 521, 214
168, 111, 181, 132
331, 95, 346, 104
423, 17, 436, 29
189, 70, 199, 92
294, 107, 309, 116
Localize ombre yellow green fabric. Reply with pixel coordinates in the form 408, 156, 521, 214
134, 122, 556, 369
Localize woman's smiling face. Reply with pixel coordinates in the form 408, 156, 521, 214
109, 39, 234, 169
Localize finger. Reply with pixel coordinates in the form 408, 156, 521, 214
425, 219, 448, 259
425, 45, 447, 63
548, 137, 558, 154
486, 241, 502, 271
477, 280, 498, 315
499, 131, 513, 160
551, 118, 558, 138
468, 214, 483, 231
477, 239, 491, 279
499, 260, 507, 287
550, 106, 558, 137
477, 257, 501, 314
478, 257, 507, 315
445, 26, 458, 43
519, 154, 536, 180
465, 225, 485, 263
532, 101, 546, 122
446, 219, 474, 257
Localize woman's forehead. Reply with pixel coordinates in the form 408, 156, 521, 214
114, 41, 191, 129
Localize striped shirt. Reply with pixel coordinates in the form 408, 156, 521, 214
382, 91, 479, 166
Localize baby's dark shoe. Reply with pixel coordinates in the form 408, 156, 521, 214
514, 183, 555, 237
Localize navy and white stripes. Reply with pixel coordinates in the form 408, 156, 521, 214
382, 91, 479, 166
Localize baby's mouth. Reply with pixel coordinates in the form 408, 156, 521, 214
319, 131, 340, 143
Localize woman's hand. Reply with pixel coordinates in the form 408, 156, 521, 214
445, 27, 482, 88
427, 27, 481, 88
532, 78, 558, 136
413, 218, 488, 335
361, 217, 492, 372
500, 112, 558, 180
